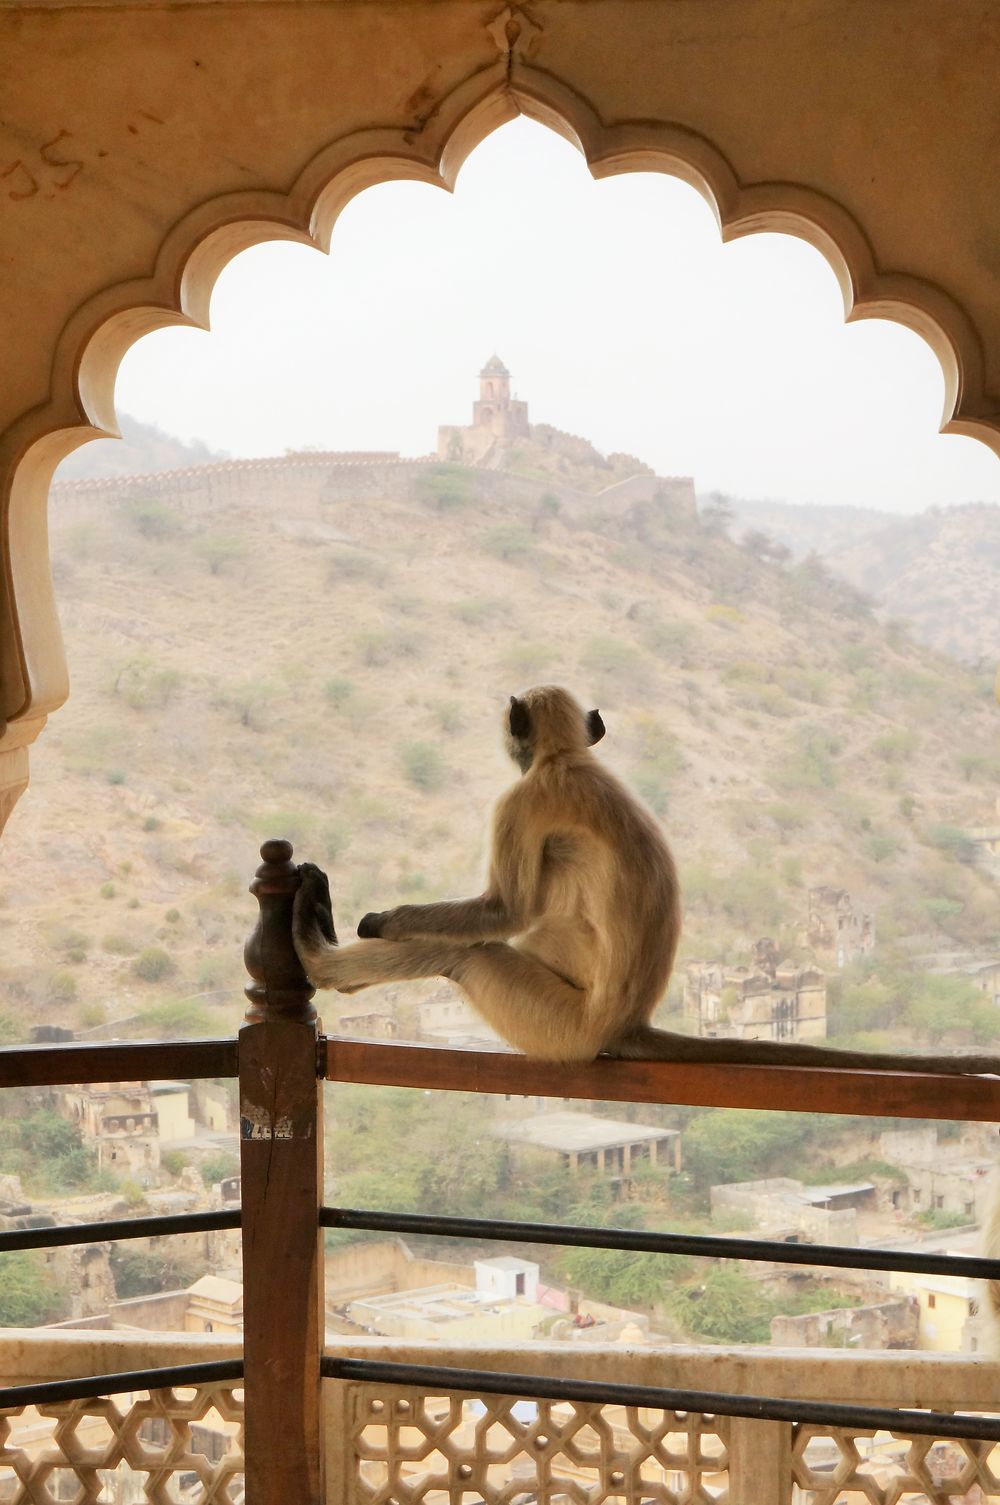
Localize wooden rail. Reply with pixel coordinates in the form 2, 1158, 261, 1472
0, 1037, 237, 1087
323, 1036, 1000, 1122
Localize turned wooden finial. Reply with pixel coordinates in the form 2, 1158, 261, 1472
244, 839, 316, 1023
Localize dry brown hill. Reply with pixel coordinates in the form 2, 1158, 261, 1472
727, 496, 1000, 665
2, 448, 998, 1051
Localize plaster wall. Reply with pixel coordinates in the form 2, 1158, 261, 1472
1, 0, 999, 821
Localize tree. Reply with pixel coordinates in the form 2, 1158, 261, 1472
682, 1110, 817, 1192
560, 1245, 684, 1309
667, 1265, 775, 1343
741, 529, 790, 565
0, 1251, 64, 1326
111, 1247, 205, 1298
699, 493, 734, 535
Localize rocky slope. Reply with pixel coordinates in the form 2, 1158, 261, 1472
2, 443, 999, 1049
727, 496, 1000, 665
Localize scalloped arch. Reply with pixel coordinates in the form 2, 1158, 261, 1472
4, 62, 999, 731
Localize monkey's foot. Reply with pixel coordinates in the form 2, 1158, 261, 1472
293, 861, 338, 968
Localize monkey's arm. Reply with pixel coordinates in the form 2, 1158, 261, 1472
359, 794, 543, 943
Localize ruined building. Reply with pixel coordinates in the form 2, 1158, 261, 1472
802, 887, 875, 969
684, 938, 827, 1044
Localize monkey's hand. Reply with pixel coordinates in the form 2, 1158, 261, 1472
293, 862, 338, 964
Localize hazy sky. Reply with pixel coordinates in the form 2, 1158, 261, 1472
103, 118, 1000, 515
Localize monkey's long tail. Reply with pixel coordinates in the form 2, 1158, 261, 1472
610, 1025, 1000, 1077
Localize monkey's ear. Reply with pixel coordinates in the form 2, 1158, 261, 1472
508, 695, 532, 740
586, 709, 606, 745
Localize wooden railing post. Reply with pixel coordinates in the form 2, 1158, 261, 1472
240, 838, 324, 1504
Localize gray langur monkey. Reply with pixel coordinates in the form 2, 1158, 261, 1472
292, 684, 1000, 1073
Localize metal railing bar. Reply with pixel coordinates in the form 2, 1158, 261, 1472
322, 1037, 1000, 1122
0, 1037, 238, 1088
320, 1205, 1000, 1281
321, 1356, 1000, 1443
0, 1208, 242, 1254
0, 1358, 245, 1411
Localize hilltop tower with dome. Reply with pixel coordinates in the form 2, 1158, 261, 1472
438, 355, 530, 463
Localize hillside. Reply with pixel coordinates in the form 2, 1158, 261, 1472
2, 447, 999, 1054
55, 414, 226, 481
727, 496, 1000, 664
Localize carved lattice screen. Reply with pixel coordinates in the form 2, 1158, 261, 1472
0, 1383, 244, 1504
350, 1384, 730, 1504
792, 1422, 1000, 1503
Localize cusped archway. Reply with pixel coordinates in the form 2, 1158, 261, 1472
1, 54, 998, 830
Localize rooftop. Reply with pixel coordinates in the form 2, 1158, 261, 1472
494, 1110, 677, 1154
349, 1283, 543, 1325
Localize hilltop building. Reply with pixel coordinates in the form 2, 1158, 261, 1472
684, 939, 827, 1044
438, 355, 530, 464
802, 887, 875, 969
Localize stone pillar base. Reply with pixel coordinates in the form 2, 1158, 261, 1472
0, 715, 46, 836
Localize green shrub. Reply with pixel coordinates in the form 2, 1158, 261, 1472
161, 1150, 188, 1176
641, 618, 696, 661
196, 955, 229, 989
355, 629, 421, 667
504, 641, 552, 678
872, 730, 918, 763
924, 824, 976, 863
103, 931, 140, 956
916, 1208, 969, 1230
196, 534, 247, 575
100, 882, 116, 900
765, 802, 808, 834
414, 464, 472, 512
143, 815, 161, 832
480, 525, 538, 563
132, 947, 175, 982
866, 832, 902, 863
140, 999, 212, 1036
225, 676, 274, 731
47, 970, 77, 1003
582, 636, 651, 694
705, 602, 743, 629
435, 700, 463, 733
452, 598, 503, 626
323, 676, 354, 708
201, 1152, 240, 1185
0, 1252, 64, 1327
107, 768, 126, 785
122, 497, 178, 539
773, 724, 841, 792
322, 817, 352, 861
400, 742, 446, 791
667, 1265, 776, 1344
165, 908, 181, 924
111, 1247, 204, 1298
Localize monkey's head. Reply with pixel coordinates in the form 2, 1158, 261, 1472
504, 685, 605, 773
